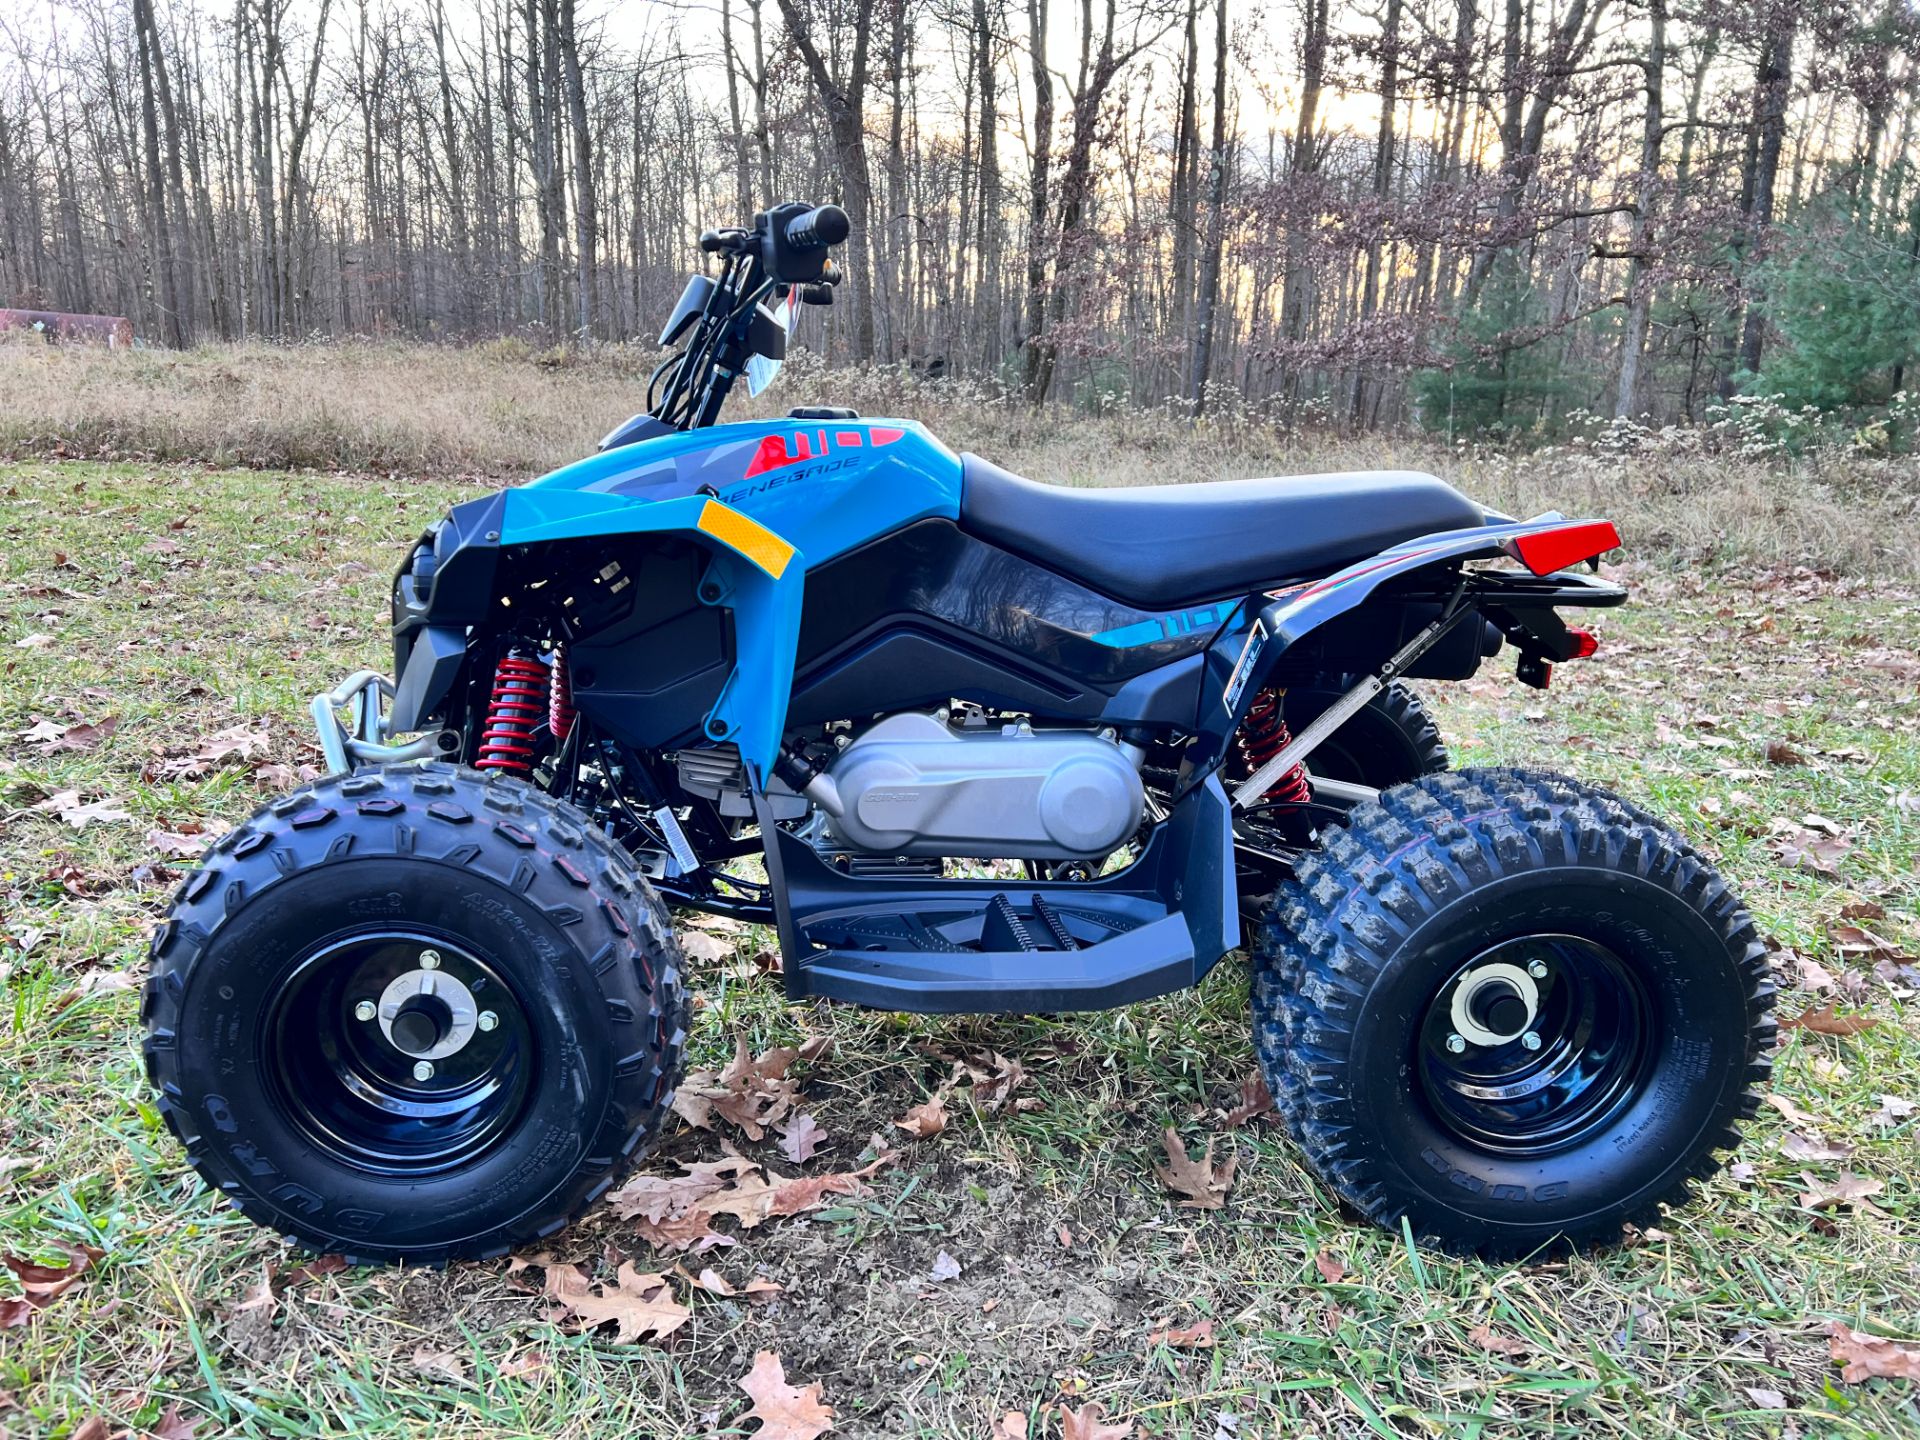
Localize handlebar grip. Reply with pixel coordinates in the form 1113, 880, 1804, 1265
784, 204, 850, 250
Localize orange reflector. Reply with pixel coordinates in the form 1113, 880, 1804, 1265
696, 499, 796, 578
1505, 520, 1620, 576
1568, 627, 1600, 658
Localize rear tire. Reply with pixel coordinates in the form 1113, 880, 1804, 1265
1286, 679, 1448, 789
142, 762, 687, 1265
1252, 768, 1772, 1257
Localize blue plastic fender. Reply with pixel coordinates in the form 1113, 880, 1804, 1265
497, 418, 964, 779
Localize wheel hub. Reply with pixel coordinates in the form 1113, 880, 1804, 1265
372, 960, 481, 1061
1448, 960, 1540, 1047
265, 931, 535, 1174
1418, 934, 1655, 1156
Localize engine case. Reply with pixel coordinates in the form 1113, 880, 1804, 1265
821, 712, 1144, 860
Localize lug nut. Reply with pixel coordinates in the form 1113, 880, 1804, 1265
1446, 1034, 1467, 1054
412, 1060, 436, 1081
1527, 959, 1549, 979
1521, 1031, 1543, 1051
477, 1010, 499, 1032
354, 999, 377, 1022
419, 950, 442, 969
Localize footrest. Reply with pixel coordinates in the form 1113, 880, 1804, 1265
792, 891, 1193, 1013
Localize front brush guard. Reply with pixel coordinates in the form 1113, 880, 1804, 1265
310, 670, 457, 775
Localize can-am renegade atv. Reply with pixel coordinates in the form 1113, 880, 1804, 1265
144, 202, 1772, 1265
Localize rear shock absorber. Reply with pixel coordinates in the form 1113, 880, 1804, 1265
475, 651, 550, 774
1237, 688, 1313, 808
549, 643, 576, 743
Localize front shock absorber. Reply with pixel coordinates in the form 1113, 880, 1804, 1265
549, 643, 576, 743
475, 651, 550, 774
1237, 688, 1313, 808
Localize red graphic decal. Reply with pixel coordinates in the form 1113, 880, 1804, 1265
741, 424, 906, 478
743, 432, 812, 477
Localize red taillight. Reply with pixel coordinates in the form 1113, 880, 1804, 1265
1505, 520, 1620, 576
1567, 627, 1600, 658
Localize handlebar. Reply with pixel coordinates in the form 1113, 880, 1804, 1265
783, 204, 849, 251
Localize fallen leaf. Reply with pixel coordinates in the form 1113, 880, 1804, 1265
990, 1412, 1029, 1440
894, 1091, 949, 1138
1781, 1131, 1854, 1162
1799, 1171, 1886, 1214
1742, 1387, 1788, 1410
412, 1345, 469, 1383
1771, 827, 1852, 877
693, 1267, 736, 1296
0, 1243, 102, 1311
929, 1249, 962, 1283
1868, 1094, 1915, 1128
1222, 1075, 1274, 1128
1763, 1092, 1822, 1128
1782, 1004, 1877, 1036
1765, 739, 1809, 766
778, 1112, 827, 1165
1147, 1318, 1215, 1348
1156, 1127, 1235, 1210
149, 828, 214, 859
1059, 1400, 1133, 1440
26, 716, 118, 753
542, 1261, 691, 1344
1830, 925, 1897, 955
1468, 1322, 1529, 1357
678, 930, 735, 965
1829, 1321, 1920, 1382
736, 1350, 834, 1440
607, 1156, 754, 1224
672, 1036, 806, 1140
34, 792, 131, 830
1313, 1250, 1345, 1285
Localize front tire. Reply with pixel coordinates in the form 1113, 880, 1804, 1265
142, 762, 687, 1265
1252, 769, 1772, 1257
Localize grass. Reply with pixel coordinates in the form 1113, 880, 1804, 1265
0, 424, 1917, 1435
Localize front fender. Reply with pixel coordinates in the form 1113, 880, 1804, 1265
497, 488, 805, 780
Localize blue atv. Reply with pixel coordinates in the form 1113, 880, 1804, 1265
144, 204, 1772, 1264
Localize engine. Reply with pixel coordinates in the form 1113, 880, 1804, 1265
807, 712, 1146, 861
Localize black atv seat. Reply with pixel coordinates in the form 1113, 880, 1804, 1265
957, 455, 1487, 608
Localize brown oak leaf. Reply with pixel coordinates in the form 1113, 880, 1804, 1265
1222, 1075, 1273, 1128
736, 1350, 834, 1440
1829, 1321, 1920, 1382
1782, 1004, 1878, 1037
542, 1261, 691, 1344
1059, 1400, 1134, 1440
894, 1091, 949, 1138
778, 1112, 827, 1164
1155, 1127, 1235, 1210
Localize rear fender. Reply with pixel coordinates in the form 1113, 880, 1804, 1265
1196, 513, 1618, 761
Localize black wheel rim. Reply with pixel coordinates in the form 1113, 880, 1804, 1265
1416, 934, 1656, 1156
264, 931, 536, 1175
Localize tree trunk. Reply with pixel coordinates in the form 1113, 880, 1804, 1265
1614, 0, 1664, 419
1187, 0, 1229, 413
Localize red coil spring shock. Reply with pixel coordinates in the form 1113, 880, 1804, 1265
1237, 687, 1313, 808
549, 643, 576, 743
475, 653, 550, 773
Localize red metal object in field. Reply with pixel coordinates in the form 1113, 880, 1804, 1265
0, 309, 135, 346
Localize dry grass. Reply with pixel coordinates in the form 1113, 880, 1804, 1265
3, 337, 1919, 577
